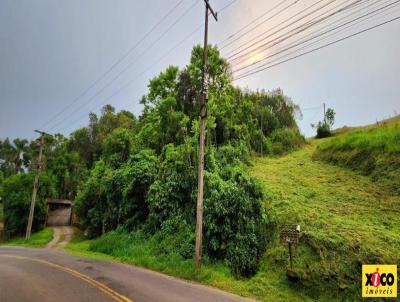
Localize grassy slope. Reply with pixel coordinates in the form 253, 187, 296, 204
252, 140, 400, 301
1, 228, 53, 248
65, 125, 400, 302
315, 122, 400, 194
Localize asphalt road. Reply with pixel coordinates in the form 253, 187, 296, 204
0, 247, 254, 302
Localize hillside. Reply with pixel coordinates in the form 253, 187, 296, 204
65, 133, 399, 302
315, 120, 400, 194
251, 138, 400, 301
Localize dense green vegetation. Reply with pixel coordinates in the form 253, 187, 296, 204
1, 43, 398, 300
1, 228, 53, 247
65, 134, 400, 301
1, 172, 56, 235
0, 45, 303, 277
314, 121, 400, 194
0, 203, 3, 225
66, 231, 309, 302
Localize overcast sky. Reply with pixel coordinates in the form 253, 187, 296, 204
1, 0, 399, 140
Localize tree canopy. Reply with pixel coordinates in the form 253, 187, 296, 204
0, 45, 304, 277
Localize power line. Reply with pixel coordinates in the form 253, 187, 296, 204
40, 0, 186, 130
268, 0, 393, 54
218, 0, 298, 49
229, 0, 367, 68
227, 0, 362, 63
53, 0, 239, 134
230, 0, 391, 69
231, 0, 399, 72
234, 4, 399, 80
222, 0, 334, 58
48, 0, 199, 132
233, 15, 400, 80
302, 105, 323, 111
231, 0, 399, 73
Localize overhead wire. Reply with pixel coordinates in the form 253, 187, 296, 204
48, 0, 199, 132
52, 0, 239, 133
222, 0, 335, 58
231, 0, 399, 73
229, 0, 368, 69
233, 15, 400, 80
227, 0, 363, 63
40, 0, 186, 130
219, 0, 300, 50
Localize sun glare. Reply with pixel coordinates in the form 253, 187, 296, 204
248, 52, 265, 65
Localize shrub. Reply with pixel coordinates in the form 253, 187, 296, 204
204, 166, 268, 277
153, 214, 195, 259
75, 149, 158, 237
120, 149, 158, 230
147, 144, 196, 231
270, 127, 305, 155
315, 122, 332, 138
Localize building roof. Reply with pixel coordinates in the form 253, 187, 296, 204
46, 199, 72, 205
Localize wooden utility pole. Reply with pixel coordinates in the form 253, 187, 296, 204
195, 0, 217, 269
323, 102, 326, 125
26, 130, 50, 240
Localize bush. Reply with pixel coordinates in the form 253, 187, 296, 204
315, 122, 332, 138
204, 166, 268, 277
1, 172, 56, 235
77, 139, 271, 278
147, 144, 196, 231
75, 149, 158, 237
153, 214, 195, 259
270, 127, 305, 155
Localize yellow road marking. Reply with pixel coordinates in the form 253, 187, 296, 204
0, 254, 133, 302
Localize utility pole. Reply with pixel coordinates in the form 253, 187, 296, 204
26, 130, 50, 240
323, 102, 326, 125
195, 0, 217, 269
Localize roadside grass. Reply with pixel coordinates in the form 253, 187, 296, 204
1, 228, 53, 248
58, 234, 65, 243
252, 141, 400, 301
65, 134, 400, 302
315, 122, 400, 194
66, 231, 313, 302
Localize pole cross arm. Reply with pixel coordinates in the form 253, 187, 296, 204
204, 0, 218, 21
34, 129, 52, 137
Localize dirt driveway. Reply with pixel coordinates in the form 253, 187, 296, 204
46, 226, 74, 249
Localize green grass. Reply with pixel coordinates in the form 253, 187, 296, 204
66, 231, 313, 302
65, 131, 400, 301
1, 228, 53, 248
251, 140, 400, 301
315, 122, 400, 194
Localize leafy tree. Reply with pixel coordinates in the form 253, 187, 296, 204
0, 138, 30, 176
326, 108, 336, 129
103, 128, 135, 168
312, 107, 336, 138
1, 172, 56, 235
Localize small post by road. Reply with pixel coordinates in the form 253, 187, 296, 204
195, 0, 218, 270
26, 130, 51, 240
